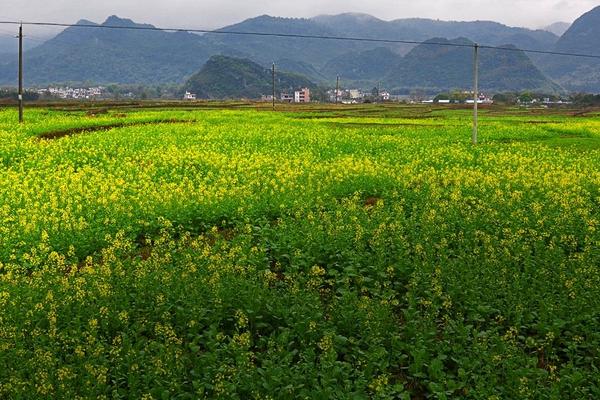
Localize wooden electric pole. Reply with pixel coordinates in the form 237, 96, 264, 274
472, 43, 479, 145
18, 24, 23, 123
272, 62, 276, 111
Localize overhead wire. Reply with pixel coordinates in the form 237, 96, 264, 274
0, 19, 598, 59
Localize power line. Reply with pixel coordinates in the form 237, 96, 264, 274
1, 19, 600, 60
0, 20, 471, 48
478, 44, 600, 59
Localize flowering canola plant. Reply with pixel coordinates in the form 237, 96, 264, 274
0, 106, 598, 398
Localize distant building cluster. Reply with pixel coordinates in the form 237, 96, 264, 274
277, 87, 311, 103
259, 88, 311, 103
326, 88, 391, 103
37, 86, 105, 99
421, 93, 493, 105
518, 97, 572, 106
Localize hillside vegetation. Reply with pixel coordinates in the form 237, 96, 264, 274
6, 9, 600, 91
384, 38, 559, 92
539, 6, 600, 92
184, 56, 315, 99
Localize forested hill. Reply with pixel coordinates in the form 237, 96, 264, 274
184, 56, 315, 99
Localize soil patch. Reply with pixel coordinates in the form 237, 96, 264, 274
38, 119, 191, 140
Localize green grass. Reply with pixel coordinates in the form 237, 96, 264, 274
0, 105, 598, 399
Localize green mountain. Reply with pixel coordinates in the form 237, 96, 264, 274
384, 38, 558, 92
0, 35, 38, 82
540, 6, 600, 92
321, 47, 403, 81
313, 13, 558, 52
184, 55, 315, 99
203, 16, 355, 68
0, 37, 15, 55
3, 8, 600, 92
0, 35, 40, 55
0, 17, 218, 85
0, 13, 565, 86
275, 58, 328, 83
554, 7, 600, 56
206, 14, 558, 72
539, 6, 600, 92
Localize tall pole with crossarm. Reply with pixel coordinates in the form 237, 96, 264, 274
18, 24, 24, 123
472, 43, 479, 144
272, 62, 276, 111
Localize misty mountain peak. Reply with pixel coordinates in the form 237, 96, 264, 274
102, 15, 155, 29
543, 22, 571, 36
75, 19, 98, 26
315, 13, 382, 22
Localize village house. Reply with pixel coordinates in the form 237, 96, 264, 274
183, 91, 197, 100
349, 89, 362, 100
280, 93, 294, 102
294, 88, 310, 103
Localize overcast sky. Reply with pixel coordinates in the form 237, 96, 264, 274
1, 0, 598, 36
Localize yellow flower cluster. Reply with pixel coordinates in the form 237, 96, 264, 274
0, 106, 597, 398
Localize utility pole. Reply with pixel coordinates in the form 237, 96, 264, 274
472, 43, 479, 145
18, 24, 23, 123
272, 62, 276, 111
335, 75, 340, 104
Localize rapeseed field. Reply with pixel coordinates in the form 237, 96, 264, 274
0, 105, 598, 398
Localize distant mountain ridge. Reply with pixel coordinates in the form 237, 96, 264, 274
313, 13, 558, 51
384, 38, 558, 92
321, 47, 403, 81
1, 8, 599, 92
0, 35, 39, 55
0, 37, 16, 55
209, 13, 559, 67
554, 7, 600, 56
537, 6, 600, 92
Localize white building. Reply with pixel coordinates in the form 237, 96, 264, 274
328, 89, 344, 102
466, 98, 493, 105
281, 93, 294, 102
349, 89, 362, 99
183, 91, 197, 100
294, 88, 310, 103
